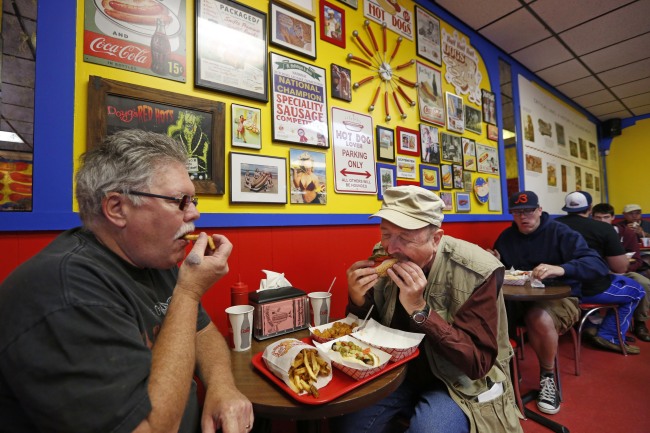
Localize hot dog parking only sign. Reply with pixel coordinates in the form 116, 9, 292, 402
332, 108, 377, 194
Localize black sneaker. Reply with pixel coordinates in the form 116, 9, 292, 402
537, 374, 560, 414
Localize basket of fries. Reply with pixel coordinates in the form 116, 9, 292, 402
262, 338, 333, 398
351, 319, 424, 362
310, 314, 359, 343
314, 335, 391, 380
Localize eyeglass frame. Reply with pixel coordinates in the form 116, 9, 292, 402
124, 190, 198, 211
510, 207, 539, 216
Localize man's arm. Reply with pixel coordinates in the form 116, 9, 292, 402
606, 254, 629, 274
196, 323, 253, 433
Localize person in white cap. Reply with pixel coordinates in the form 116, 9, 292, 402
617, 204, 650, 239
332, 186, 523, 433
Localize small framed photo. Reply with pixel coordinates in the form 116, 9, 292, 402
452, 164, 463, 189
419, 123, 440, 164
441, 164, 453, 189
446, 92, 464, 133
230, 152, 287, 204
476, 143, 499, 174
461, 137, 476, 171
420, 164, 440, 191
336, 0, 357, 9
232, 104, 261, 149
487, 124, 499, 141
320, 1, 346, 48
289, 149, 327, 204
331, 64, 352, 101
440, 192, 453, 211
416, 61, 445, 126
396, 126, 420, 156
275, 0, 317, 18
463, 171, 472, 192
396, 156, 416, 179
376, 162, 396, 200
441, 132, 461, 164
464, 105, 482, 134
456, 192, 471, 212
270, 3, 317, 60
376, 125, 395, 162
415, 5, 441, 66
482, 89, 497, 125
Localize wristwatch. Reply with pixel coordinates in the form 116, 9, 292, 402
410, 304, 430, 324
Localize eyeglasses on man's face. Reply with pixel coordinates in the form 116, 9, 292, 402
510, 207, 538, 217
126, 190, 198, 211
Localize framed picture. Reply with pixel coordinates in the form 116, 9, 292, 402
456, 192, 471, 212
230, 152, 287, 203
487, 123, 499, 141
336, 0, 357, 9
195, 0, 268, 102
289, 148, 327, 204
270, 3, 317, 60
320, 1, 345, 48
420, 164, 440, 191
396, 126, 419, 156
376, 162, 396, 200
271, 52, 329, 147
331, 64, 352, 101
464, 105, 482, 134
452, 164, 463, 189
441, 164, 453, 189
231, 104, 261, 149
0, 150, 32, 211
275, 0, 317, 18
440, 191, 453, 211
416, 61, 445, 126
396, 156, 416, 179
476, 143, 499, 174
446, 92, 464, 133
415, 6, 441, 65
463, 171, 472, 192
87, 75, 225, 195
440, 132, 461, 164
419, 124, 440, 164
481, 89, 497, 125
461, 137, 476, 171
376, 125, 395, 162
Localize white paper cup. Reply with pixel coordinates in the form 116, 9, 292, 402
642, 238, 650, 247
308, 292, 332, 327
226, 305, 254, 351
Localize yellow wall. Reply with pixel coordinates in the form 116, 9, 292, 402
74, 0, 496, 215
605, 117, 650, 213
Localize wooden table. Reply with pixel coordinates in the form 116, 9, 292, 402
230, 329, 407, 433
503, 281, 571, 433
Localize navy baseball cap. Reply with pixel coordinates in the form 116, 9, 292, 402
508, 191, 539, 210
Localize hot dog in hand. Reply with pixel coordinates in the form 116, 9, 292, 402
370, 252, 398, 277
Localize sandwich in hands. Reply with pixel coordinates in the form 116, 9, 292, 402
370, 252, 398, 277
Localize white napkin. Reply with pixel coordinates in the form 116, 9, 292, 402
258, 270, 293, 292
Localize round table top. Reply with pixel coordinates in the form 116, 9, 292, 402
230, 329, 407, 420
502, 282, 571, 301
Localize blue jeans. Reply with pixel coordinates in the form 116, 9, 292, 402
582, 274, 645, 344
329, 379, 469, 433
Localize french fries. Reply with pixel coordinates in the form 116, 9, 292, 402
183, 234, 216, 250
287, 349, 330, 398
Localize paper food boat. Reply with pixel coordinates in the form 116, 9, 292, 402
504, 270, 529, 286
309, 314, 360, 344
313, 335, 391, 381
351, 318, 424, 362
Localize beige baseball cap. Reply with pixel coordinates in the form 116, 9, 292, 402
370, 185, 444, 229
623, 204, 642, 213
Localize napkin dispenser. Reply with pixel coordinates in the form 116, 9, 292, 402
248, 286, 309, 340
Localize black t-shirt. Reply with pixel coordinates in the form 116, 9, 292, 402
555, 214, 626, 258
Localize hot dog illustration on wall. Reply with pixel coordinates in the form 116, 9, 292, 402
84, 0, 186, 81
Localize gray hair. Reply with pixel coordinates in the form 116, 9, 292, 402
76, 129, 188, 227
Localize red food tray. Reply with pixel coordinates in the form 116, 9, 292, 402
252, 337, 418, 405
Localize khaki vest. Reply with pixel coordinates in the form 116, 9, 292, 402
373, 235, 523, 433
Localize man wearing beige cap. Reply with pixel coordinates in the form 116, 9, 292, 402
332, 186, 522, 433
617, 204, 650, 239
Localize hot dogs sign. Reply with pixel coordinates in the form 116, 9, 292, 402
84, 0, 187, 81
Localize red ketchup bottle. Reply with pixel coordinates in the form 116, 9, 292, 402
231, 276, 249, 306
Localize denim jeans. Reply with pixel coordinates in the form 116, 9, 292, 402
582, 274, 645, 344
329, 379, 469, 433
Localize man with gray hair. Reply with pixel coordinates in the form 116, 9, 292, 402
333, 186, 522, 433
0, 130, 253, 433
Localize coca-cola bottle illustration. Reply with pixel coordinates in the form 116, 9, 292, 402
319, 299, 329, 325
150, 18, 171, 76
240, 313, 251, 350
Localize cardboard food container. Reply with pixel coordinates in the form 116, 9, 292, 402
351, 319, 424, 362
262, 338, 333, 396
309, 314, 360, 344
249, 287, 309, 340
313, 335, 391, 380
504, 270, 529, 286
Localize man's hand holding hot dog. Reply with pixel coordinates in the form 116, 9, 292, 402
346, 260, 379, 307
177, 232, 232, 302
387, 260, 428, 315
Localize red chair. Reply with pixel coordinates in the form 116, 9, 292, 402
577, 303, 627, 362
509, 338, 525, 414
